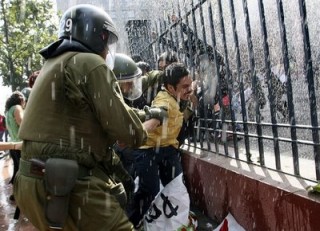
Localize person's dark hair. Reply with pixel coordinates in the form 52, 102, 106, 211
5, 91, 25, 112
28, 70, 40, 88
163, 63, 189, 89
136, 61, 150, 74
158, 51, 178, 64
132, 54, 142, 62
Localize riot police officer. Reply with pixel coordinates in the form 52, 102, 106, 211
112, 53, 167, 176
15, 4, 147, 231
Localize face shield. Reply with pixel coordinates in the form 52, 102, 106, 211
118, 70, 143, 101
105, 33, 118, 70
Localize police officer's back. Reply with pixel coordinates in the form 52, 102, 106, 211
15, 4, 146, 231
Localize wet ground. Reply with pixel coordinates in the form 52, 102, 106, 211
0, 152, 37, 231
0, 152, 217, 231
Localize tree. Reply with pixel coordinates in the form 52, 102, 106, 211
0, 0, 59, 91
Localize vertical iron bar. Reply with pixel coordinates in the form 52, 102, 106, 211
178, 1, 188, 65
257, 0, 281, 170
298, 0, 320, 180
217, 0, 240, 159
172, 6, 182, 62
159, 20, 165, 53
154, 20, 161, 65
199, 1, 216, 152
162, 18, 169, 53
183, 0, 195, 87
207, 3, 230, 155
190, 0, 199, 52
190, 0, 207, 149
183, 0, 199, 148
167, 15, 176, 54
242, 0, 264, 165
178, 1, 198, 146
229, 0, 251, 161
276, 0, 299, 175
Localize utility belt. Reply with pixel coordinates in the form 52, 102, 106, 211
19, 158, 91, 229
19, 158, 127, 229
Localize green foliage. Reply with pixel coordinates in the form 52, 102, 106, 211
0, 0, 60, 90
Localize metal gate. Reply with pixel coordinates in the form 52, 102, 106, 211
128, 0, 320, 182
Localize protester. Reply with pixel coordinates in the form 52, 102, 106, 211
128, 62, 193, 229
4, 91, 25, 201
0, 141, 22, 151
28, 70, 40, 88
14, 4, 148, 231
113, 51, 195, 176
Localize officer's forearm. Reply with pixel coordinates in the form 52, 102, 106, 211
132, 108, 147, 121
133, 106, 168, 124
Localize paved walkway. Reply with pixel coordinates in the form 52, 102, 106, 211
0, 153, 36, 231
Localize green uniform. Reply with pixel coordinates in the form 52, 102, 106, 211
15, 51, 147, 231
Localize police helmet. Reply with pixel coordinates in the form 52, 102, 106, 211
58, 4, 118, 55
113, 53, 142, 101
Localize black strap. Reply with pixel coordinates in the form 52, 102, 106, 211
13, 207, 20, 220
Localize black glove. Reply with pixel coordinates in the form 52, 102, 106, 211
144, 105, 168, 124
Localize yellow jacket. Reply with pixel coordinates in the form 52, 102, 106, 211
141, 90, 183, 149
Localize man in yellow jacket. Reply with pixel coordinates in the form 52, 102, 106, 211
128, 63, 193, 228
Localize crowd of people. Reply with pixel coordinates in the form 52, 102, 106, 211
0, 3, 290, 231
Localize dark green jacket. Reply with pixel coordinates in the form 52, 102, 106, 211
19, 51, 146, 167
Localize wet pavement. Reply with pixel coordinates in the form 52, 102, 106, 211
0, 152, 216, 231
0, 152, 37, 231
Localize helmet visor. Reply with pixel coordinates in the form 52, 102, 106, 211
118, 75, 142, 101
105, 34, 118, 70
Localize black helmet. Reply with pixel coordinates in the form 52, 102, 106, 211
58, 4, 118, 54
113, 53, 142, 80
113, 53, 142, 100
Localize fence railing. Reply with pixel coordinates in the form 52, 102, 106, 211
129, 0, 320, 182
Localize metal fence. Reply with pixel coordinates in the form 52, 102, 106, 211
129, 0, 320, 182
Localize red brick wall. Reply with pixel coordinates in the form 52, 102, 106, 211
181, 152, 320, 231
